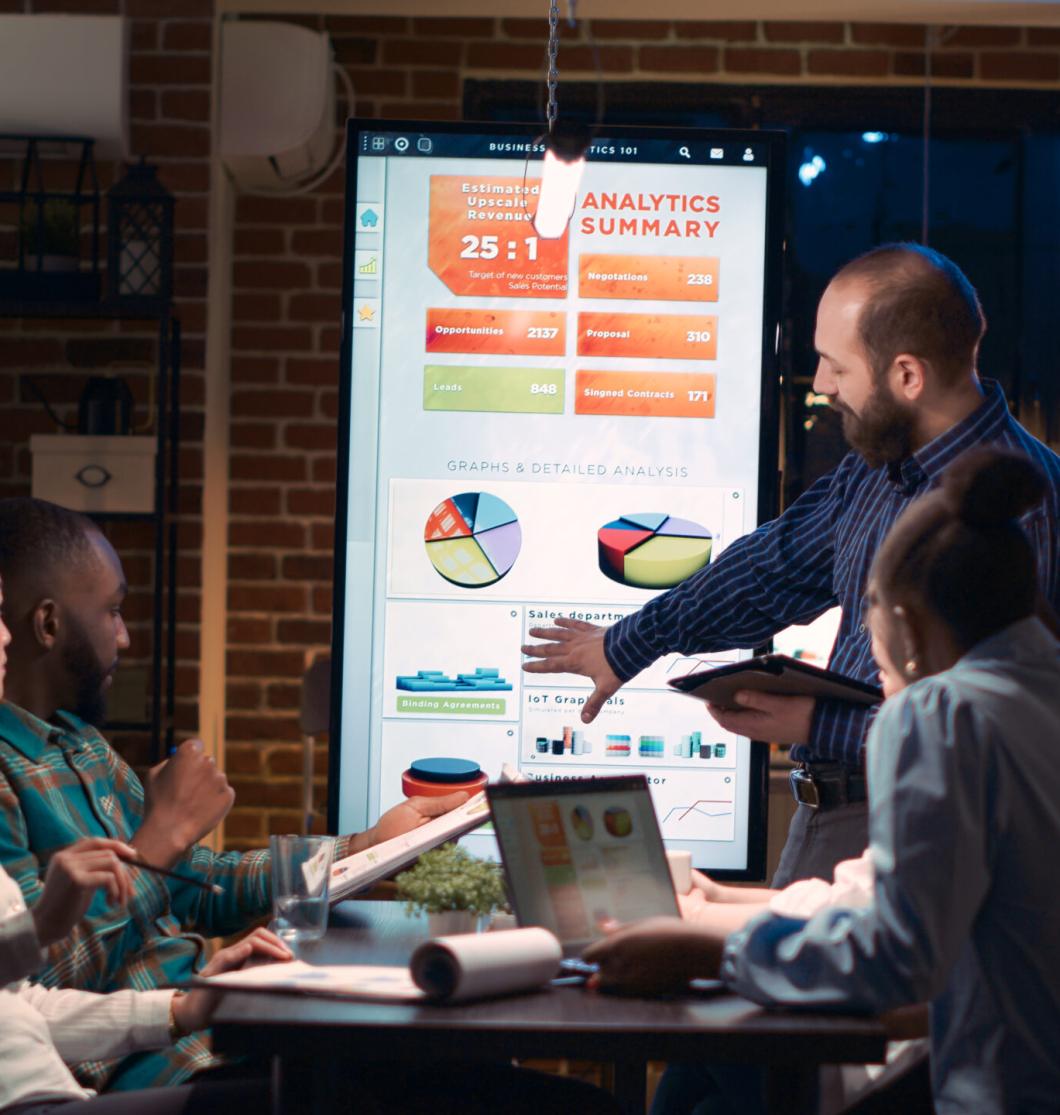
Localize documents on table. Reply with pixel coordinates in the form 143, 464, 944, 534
201, 927, 562, 1004
201, 960, 424, 1001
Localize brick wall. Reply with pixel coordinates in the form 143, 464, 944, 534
2, 9, 1055, 843
222, 15, 1060, 849
0, 0, 212, 767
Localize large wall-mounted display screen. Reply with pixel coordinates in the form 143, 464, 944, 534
331, 120, 784, 878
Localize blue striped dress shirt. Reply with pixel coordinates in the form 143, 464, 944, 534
603, 379, 1060, 767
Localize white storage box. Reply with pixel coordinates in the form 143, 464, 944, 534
30, 434, 156, 514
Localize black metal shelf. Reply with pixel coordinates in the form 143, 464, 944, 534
4, 308, 181, 763
0, 298, 169, 321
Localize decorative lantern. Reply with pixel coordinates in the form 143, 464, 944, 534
106, 160, 173, 312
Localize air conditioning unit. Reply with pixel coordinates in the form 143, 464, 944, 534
0, 15, 128, 158
220, 20, 338, 192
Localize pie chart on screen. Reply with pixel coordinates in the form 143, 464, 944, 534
424, 492, 522, 588
598, 512, 713, 589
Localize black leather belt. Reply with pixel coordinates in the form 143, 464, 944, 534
789, 761, 867, 811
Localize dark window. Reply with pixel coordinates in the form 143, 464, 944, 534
465, 80, 1060, 504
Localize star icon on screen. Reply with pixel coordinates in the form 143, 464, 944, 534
358, 303, 375, 322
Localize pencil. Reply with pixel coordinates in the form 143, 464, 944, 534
131, 859, 224, 895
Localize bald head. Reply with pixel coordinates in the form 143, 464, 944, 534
830, 243, 985, 385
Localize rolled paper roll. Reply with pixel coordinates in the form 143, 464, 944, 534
410, 926, 561, 1002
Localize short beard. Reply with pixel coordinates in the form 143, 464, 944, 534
833, 380, 916, 468
60, 619, 111, 727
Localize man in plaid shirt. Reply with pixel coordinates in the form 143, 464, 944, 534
0, 500, 466, 1093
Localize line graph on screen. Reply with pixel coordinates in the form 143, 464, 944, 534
661, 798, 735, 841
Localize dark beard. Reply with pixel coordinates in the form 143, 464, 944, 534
60, 619, 111, 727
833, 384, 916, 468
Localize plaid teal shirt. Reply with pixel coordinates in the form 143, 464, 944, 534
0, 700, 354, 1092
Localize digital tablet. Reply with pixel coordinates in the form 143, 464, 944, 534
668, 654, 883, 708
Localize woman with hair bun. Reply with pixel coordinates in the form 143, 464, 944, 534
588, 449, 1060, 1115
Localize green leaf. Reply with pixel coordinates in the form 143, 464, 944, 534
394, 842, 508, 916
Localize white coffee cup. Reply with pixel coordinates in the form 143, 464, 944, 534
666, 849, 692, 895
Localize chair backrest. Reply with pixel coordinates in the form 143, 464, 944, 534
300, 655, 331, 737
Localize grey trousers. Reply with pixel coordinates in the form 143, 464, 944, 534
771, 799, 870, 889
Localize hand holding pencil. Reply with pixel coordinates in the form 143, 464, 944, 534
32, 837, 139, 947
33, 837, 226, 948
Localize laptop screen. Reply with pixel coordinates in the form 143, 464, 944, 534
488, 775, 678, 953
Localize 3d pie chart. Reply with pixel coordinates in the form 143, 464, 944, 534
604, 806, 633, 838
424, 492, 521, 588
598, 512, 713, 589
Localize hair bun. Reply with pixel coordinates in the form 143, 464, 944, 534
942, 448, 1046, 529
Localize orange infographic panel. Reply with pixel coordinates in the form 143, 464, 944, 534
579, 254, 720, 302
575, 371, 717, 419
426, 308, 566, 356
428, 175, 569, 299
577, 312, 718, 360
529, 801, 569, 849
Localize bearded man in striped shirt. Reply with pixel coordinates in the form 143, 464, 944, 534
524, 242, 1060, 888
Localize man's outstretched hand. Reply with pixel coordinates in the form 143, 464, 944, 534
367, 791, 470, 848
521, 618, 622, 723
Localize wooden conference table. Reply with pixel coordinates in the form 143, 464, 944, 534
211, 901, 887, 1115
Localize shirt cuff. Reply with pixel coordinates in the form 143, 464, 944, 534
0, 906, 44, 984
603, 616, 659, 682
719, 925, 750, 988
128, 989, 179, 1050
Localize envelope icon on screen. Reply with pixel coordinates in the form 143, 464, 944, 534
710, 147, 724, 159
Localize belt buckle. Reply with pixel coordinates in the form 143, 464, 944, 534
789, 768, 820, 810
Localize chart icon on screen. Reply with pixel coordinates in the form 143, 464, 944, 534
598, 512, 713, 589
424, 492, 522, 588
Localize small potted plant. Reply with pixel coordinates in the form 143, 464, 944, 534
395, 842, 508, 936
19, 199, 81, 271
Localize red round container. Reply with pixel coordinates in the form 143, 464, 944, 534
401, 757, 487, 799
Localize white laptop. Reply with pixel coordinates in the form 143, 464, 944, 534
487, 774, 679, 959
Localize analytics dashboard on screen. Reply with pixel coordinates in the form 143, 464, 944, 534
331, 121, 784, 878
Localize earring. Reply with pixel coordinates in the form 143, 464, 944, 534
905, 659, 919, 678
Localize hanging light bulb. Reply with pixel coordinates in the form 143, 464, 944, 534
534, 130, 587, 240
530, 0, 589, 240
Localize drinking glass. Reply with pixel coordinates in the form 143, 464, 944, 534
269, 834, 335, 947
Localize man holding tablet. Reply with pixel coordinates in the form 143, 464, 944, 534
523, 243, 1060, 886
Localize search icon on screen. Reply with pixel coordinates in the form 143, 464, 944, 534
678, 145, 691, 159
